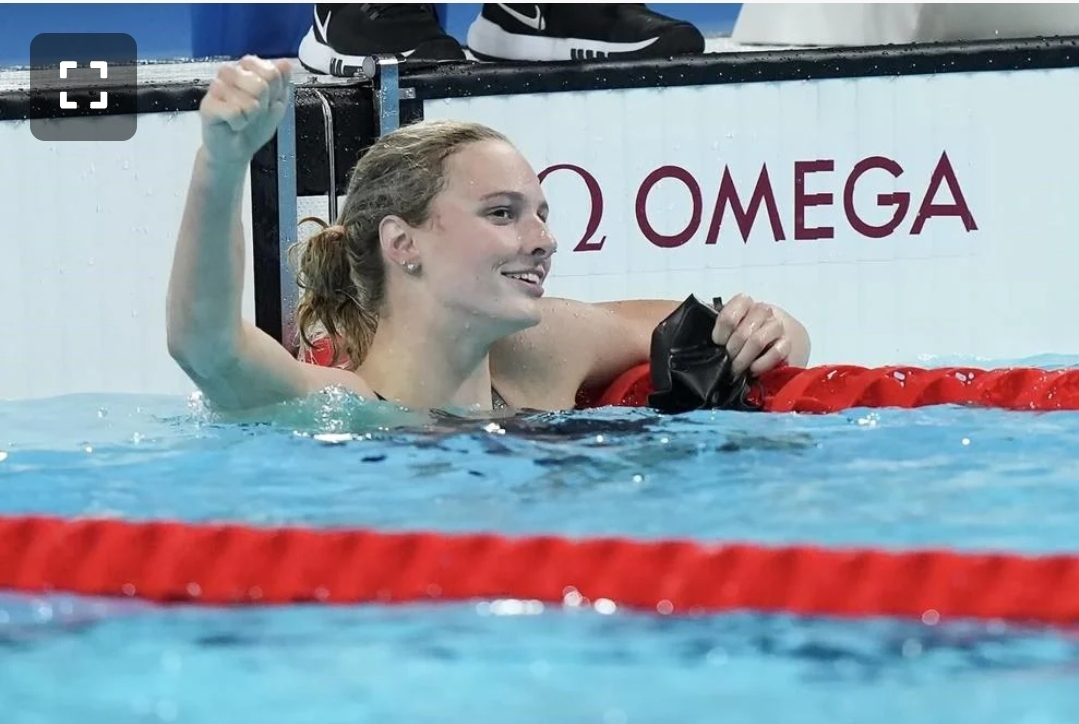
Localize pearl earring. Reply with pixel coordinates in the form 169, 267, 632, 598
404, 261, 420, 274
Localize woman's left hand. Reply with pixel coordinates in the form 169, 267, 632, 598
711, 293, 810, 376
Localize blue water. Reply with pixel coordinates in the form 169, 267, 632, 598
2, 357, 1079, 723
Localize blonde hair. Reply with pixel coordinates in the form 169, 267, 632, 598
291, 119, 510, 369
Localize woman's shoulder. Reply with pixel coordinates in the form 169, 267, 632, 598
298, 357, 378, 400
492, 297, 593, 362
490, 298, 603, 406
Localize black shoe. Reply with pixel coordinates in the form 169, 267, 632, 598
298, 3, 467, 76
466, 4, 705, 62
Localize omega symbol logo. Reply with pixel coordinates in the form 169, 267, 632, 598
59, 60, 108, 109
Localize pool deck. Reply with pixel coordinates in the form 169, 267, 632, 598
0, 37, 801, 94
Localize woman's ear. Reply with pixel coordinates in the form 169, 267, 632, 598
379, 215, 419, 268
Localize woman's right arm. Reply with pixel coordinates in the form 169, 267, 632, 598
165, 56, 367, 411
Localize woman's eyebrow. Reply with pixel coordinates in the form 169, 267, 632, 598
479, 190, 522, 202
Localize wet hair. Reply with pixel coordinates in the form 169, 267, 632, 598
291, 119, 511, 369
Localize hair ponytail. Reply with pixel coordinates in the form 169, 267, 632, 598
293, 218, 380, 370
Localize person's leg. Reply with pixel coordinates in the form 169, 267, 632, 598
299, 3, 465, 76
466, 4, 704, 63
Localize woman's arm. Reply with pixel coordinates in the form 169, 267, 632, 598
166, 58, 364, 411
165, 150, 325, 410
499, 295, 811, 402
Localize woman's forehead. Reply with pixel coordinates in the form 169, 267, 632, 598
445, 140, 538, 195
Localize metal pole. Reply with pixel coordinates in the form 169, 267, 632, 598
312, 89, 338, 223
276, 80, 299, 349
363, 54, 401, 136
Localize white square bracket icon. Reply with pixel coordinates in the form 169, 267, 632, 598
31, 32, 138, 142
58, 60, 109, 109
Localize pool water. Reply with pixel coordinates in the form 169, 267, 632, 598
2, 356, 1079, 723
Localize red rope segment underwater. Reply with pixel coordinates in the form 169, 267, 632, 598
2, 514, 1079, 624
580, 363, 1079, 412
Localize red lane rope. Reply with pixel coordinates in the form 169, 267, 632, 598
2, 515, 1078, 624
578, 363, 1079, 412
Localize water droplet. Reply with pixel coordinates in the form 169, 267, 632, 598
594, 598, 616, 615
122, 159, 130, 169
97, 408, 108, 418
32, 601, 53, 622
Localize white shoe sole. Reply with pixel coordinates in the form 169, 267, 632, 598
466, 15, 660, 61
298, 27, 418, 75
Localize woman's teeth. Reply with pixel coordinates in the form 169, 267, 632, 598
503, 271, 539, 284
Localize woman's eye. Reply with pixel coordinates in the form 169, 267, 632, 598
488, 207, 514, 221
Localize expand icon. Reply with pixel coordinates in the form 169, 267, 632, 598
30, 33, 138, 142
59, 60, 110, 110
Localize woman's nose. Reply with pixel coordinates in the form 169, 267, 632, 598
528, 222, 557, 258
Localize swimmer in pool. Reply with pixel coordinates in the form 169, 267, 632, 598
166, 56, 812, 414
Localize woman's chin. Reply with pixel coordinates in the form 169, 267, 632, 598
496, 297, 543, 331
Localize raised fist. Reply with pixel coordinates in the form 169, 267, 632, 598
199, 55, 293, 165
